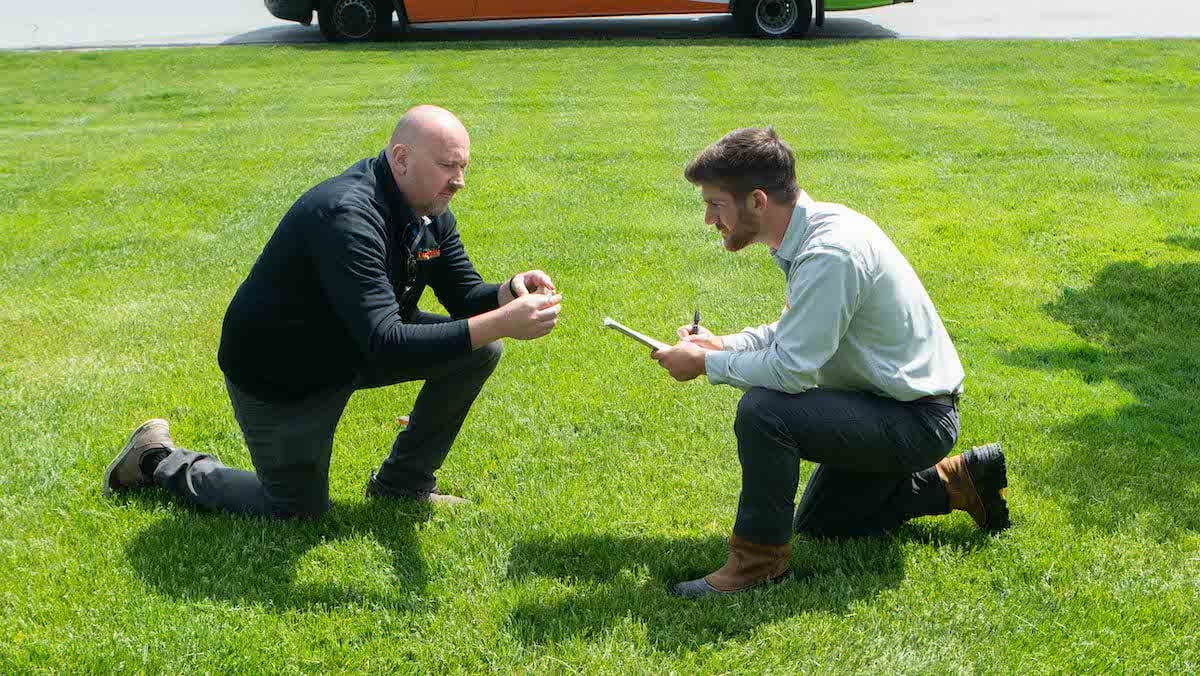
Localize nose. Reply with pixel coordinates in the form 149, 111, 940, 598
705, 206, 717, 226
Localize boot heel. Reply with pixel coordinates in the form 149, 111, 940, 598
966, 443, 1011, 531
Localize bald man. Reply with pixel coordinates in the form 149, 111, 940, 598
104, 105, 561, 517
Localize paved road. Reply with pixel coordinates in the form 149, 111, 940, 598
3, 0, 1199, 50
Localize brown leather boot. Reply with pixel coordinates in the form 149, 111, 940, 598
936, 442, 1010, 531
671, 535, 792, 598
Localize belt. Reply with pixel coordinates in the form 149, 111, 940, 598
917, 393, 959, 408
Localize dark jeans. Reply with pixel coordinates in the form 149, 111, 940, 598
153, 339, 503, 518
732, 387, 960, 545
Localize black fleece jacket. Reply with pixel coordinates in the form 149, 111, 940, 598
218, 152, 500, 402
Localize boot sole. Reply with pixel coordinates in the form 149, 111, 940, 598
102, 419, 164, 497
365, 474, 470, 505
965, 442, 1011, 531
671, 568, 793, 599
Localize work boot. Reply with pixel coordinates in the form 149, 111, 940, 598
671, 535, 792, 599
364, 473, 470, 506
103, 418, 174, 497
936, 442, 1010, 531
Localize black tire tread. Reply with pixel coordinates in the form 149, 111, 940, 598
735, 0, 813, 38
317, 0, 395, 42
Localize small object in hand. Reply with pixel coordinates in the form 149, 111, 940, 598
691, 308, 701, 335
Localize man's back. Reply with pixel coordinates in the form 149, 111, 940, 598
798, 198, 965, 399
219, 156, 389, 402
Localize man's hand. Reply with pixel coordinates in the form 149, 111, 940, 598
502, 269, 557, 304
500, 293, 562, 340
651, 340, 709, 382
469, 291, 562, 348
675, 324, 724, 351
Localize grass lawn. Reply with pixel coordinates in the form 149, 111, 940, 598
1, 37, 1198, 672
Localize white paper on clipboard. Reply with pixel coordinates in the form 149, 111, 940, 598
602, 317, 670, 352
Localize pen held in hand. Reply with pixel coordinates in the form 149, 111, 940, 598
691, 308, 700, 335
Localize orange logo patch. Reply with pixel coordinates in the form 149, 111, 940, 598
415, 248, 441, 261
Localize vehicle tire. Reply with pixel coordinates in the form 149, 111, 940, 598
318, 0, 395, 41
736, 0, 813, 38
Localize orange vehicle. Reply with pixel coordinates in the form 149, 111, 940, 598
266, 0, 911, 42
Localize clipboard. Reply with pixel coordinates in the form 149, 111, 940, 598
602, 317, 670, 352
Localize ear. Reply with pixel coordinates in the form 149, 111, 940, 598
388, 143, 409, 176
750, 189, 769, 211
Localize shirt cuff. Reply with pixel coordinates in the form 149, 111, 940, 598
705, 350, 733, 386
722, 332, 754, 352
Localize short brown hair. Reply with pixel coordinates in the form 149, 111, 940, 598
684, 127, 799, 205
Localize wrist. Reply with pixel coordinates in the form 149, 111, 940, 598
469, 310, 507, 349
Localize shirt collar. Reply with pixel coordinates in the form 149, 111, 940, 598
372, 151, 426, 229
771, 190, 814, 269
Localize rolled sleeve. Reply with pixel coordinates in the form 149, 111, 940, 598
704, 350, 743, 389
723, 321, 778, 352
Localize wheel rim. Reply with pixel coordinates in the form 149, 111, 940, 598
755, 0, 798, 35
335, 0, 376, 39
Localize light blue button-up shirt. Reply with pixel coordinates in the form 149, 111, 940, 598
704, 192, 965, 401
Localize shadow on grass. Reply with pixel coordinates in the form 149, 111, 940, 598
125, 494, 434, 613
504, 530, 920, 650
1164, 235, 1200, 252
1005, 251, 1200, 531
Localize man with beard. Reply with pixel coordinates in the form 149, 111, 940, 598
104, 105, 562, 517
652, 127, 1009, 598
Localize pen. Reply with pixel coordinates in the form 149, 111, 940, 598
691, 308, 700, 335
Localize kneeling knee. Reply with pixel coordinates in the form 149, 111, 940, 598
265, 489, 330, 520
734, 388, 782, 438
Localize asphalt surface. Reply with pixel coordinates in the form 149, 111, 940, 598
3, 0, 1199, 50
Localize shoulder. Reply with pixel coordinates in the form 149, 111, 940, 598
291, 157, 375, 212
805, 201, 877, 239
797, 202, 883, 273
300, 175, 385, 233
330, 160, 384, 211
